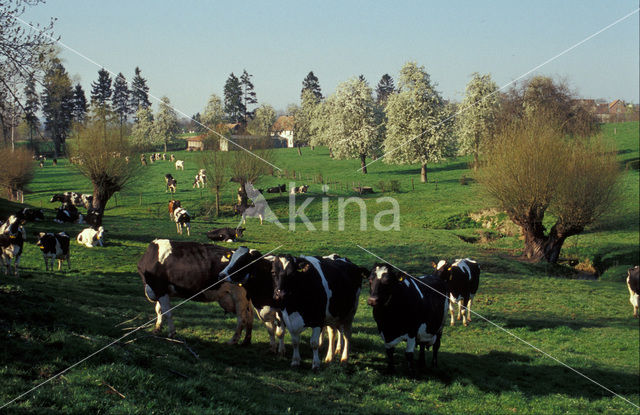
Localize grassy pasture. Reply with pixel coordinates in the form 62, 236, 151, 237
0, 122, 638, 414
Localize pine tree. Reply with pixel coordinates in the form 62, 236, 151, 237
90, 68, 112, 109
301, 71, 323, 102
112, 72, 130, 134
129, 66, 151, 112
23, 74, 40, 147
70, 83, 88, 123
375, 74, 395, 106
223, 73, 244, 124
41, 59, 74, 157
240, 69, 257, 123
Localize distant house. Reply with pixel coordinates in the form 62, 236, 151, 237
271, 115, 295, 148
219, 135, 287, 152
186, 135, 205, 151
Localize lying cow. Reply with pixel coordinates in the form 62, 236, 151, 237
18, 208, 44, 222
367, 264, 448, 373
206, 227, 245, 242
35, 232, 71, 271
54, 203, 84, 224
627, 266, 639, 318
290, 185, 309, 194
433, 258, 480, 326
137, 239, 253, 344
266, 184, 286, 194
76, 226, 105, 248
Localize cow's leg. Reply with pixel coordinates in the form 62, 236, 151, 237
290, 330, 302, 367
157, 294, 175, 337
417, 343, 426, 369
335, 327, 344, 357
339, 323, 352, 364
449, 294, 456, 326
385, 347, 395, 373
310, 326, 322, 370
154, 301, 164, 333
456, 299, 463, 321
186, 224, 190, 237
405, 337, 416, 375
324, 326, 335, 363
275, 318, 286, 356
467, 295, 474, 323
238, 301, 253, 346
462, 298, 469, 326
432, 334, 441, 368
176, 222, 181, 235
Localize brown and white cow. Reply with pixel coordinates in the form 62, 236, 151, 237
137, 239, 253, 344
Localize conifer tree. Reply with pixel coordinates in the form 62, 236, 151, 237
375, 74, 395, 106
70, 83, 87, 124
301, 71, 323, 102
23, 74, 40, 147
41, 59, 74, 157
240, 69, 257, 123
90, 68, 112, 109
223, 73, 244, 123
129, 66, 151, 112
112, 72, 130, 137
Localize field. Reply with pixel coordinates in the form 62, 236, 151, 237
0, 122, 638, 414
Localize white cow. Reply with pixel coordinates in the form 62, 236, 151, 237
76, 226, 105, 248
175, 160, 184, 170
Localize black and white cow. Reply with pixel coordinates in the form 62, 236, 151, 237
193, 169, 206, 189
18, 208, 44, 222
172, 206, 191, 236
289, 185, 309, 194
206, 227, 245, 243
35, 232, 71, 271
54, 203, 84, 224
217, 247, 287, 355
137, 239, 253, 343
266, 184, 286, 194
1, 227, 25, 276
627, 266, 639, 318
367, 264, 448, 373
50, 192, 73, 204
433, 258, 480, 326
84, 209, 101, 229
0, 213, 25, 235
164, 174, 177, 193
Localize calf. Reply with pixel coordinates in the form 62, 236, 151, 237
175, 160, 184, 170
367, 264, 448, 373
76, 226, 105, 248
290, 185, 309, 194
627, 266, 639, 318
170, 154, 175, 162
35, 232, 71, 271
137, 239, 253, 343
206, 227, 245, 242
1, 229, 25, 277
172, 206, 191, 236
433, 258, 480, 326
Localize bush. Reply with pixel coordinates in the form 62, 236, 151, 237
0, 147, 34, 200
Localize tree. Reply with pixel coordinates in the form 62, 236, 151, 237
23, 74, 40, 148
248, 104, 276, 136
129, 66, 151, 113
321, 78, 379, 173
130, 106, 154, 150
201, 93, 225, 129
383, 62, 452, 182
457, 72, 499, 171
231, 142, 275, 209
240, 69, 258, 123
112, 72, 130, 137
69, 118, 140, 226
41, 58, 73, 157
90, 68, 112, 109
189, 112, 204, 133
224, 72, 244, 123
70, 83, 87, 124
0, 146, 34, 201
301, 71, 322, 102
201, 150, 227, 217
477, 110, 619, 263
375, 74, 395, 106
153, 96, 178, 152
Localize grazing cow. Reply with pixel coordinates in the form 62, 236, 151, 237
167, 178, 177, 194
35, 232, 71, 271
164, 173, 174, 190
290, 185, 309, 194
76, 226, 105, 248
206, 227, 245, 242
17, 208, 44, 222
193, 169, 207, 189
0, 228, 25, 276
175, 160, 184, 170
367, 264, 448, 373
172, 206, 191, 236
266, 184, 286, 194
627, 266, 639, 318
137, 239, 253, 343
54, 203, 84, 224
433, 258, 480, 326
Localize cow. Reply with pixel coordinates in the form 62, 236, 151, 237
290, 185, 309, 194
17, 208, 44, 222
167, 177, 177, 194
84, 209, 101, 229
54, 203, 84, 224
76, 226, 105, 248
50, 192, 73, 204
0, 213, 25, 235
266, 184, 286, 194
79, 194, 94, 209
367, 264, 448, 374
137, 239, 253, 343
170, 154, 175, 162
172, 206, 191, 236
206, 227, 245, 243
627, 266, 639, 318
234, 203, 265, 225
432, 258, 480, 326
35, 232, 71, 271
164, 174, 175, 191
1, 228, 25, 277
175, 160, 184, 170
193, 169, 206, 189
168, 200, 181, 220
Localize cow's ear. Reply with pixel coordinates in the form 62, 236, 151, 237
225, 251, 232, 259
431, 261, 437, 269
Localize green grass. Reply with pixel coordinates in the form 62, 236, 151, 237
0, 122, 638, 414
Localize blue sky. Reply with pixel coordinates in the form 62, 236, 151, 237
23, 1, 639, 117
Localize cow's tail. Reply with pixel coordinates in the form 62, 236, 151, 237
144, 283, 158, 302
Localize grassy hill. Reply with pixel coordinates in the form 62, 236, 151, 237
0, 122, 638, 414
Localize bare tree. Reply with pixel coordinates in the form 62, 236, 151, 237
477, 109, 619, 263
201, 149, 228, 217
0, 146, 33, 201
230, 139, 274, 209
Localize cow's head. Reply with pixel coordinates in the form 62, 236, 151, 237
432, 260, 452, 281
367, 264, 406, 307
271, 254, 304, 301
35, 232, 50, 250
95, 226, 105, 242
218, 246, 259, 285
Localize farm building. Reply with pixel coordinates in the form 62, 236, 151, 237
186, 135, 205, 151
219, 135, 287, 151
271, 115, 295, 148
